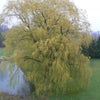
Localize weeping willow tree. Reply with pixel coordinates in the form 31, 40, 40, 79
1, 0, 92, 96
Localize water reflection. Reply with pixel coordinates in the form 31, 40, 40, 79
0, 61, 30, 95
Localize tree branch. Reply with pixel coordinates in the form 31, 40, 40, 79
23, 56, 41, 63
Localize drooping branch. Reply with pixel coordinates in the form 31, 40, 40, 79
41, 12, 47, 25
23, 56, 41, 63
60, 26, 63, 35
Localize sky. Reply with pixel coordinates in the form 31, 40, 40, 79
0, 0, 100, 31
72, 0, 100, 32
0, 0, 6, 12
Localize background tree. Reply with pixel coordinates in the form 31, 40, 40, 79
1, 0, 92, 96
96, 36, 100, 57
88, 39, 97, 58
81, 44, 89, 57
0, 27, 3, 47
82, 36, 100, 58
0, 24, 9, 47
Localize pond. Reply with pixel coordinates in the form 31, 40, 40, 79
0, 61, 30, 95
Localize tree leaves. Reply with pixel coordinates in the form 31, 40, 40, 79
1, 0, 92, 96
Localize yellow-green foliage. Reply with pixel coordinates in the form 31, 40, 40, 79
1, 0, 92, 96
26, 35, 92, 95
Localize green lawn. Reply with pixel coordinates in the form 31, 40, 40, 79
50, 59, 100, 100
0, 48, 6, 56
0, 48, 10, 57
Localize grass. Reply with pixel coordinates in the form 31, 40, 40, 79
0, 48, 10, 57
0, 48, 6, 56
50, 59, 100, 100
0, 48, 100, 100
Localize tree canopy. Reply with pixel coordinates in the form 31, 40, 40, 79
1, 0, 92, 96
82, 36, 100, 58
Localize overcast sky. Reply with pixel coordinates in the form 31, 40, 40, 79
0, 0, 6, 12
73, 0, 100, 32
0, 0, 100, 32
